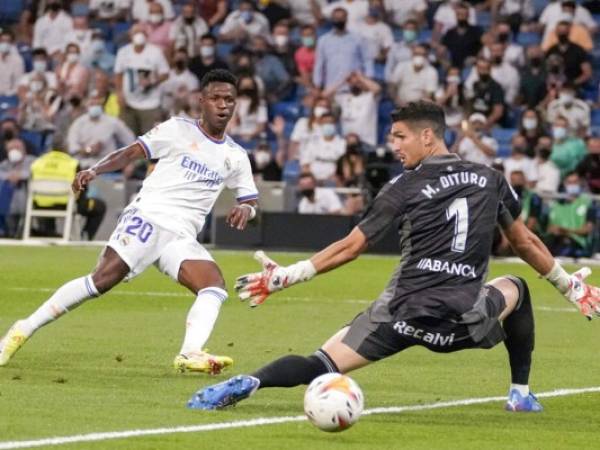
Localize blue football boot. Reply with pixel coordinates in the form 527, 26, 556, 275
505, 389, 543, 412
188, 375, 260, 410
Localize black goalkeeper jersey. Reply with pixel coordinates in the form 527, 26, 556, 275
357, 154, 521, 322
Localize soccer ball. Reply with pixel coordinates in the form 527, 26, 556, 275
304, 373, 364, 432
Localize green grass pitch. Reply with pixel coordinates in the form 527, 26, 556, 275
1, 246, 600, 449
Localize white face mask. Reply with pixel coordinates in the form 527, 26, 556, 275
313, 106, 328, 118
66, 52, 79, 64
522, 117, 538, 130
254, 150, 271, 169
446, 75, 460, 84
75, 30, 86, 40
412, 55, 426, 68
200, 45, 215, 58
149, 13, 163, 24
559, 92, 575, 104
7, 148, 23, 163
88, 104, 103, 118
132, 32, 146, 46
553, 126, 567, 140
33, 60, 47, 73
0, 42, 10, 53
274, 35, 288, 47
30, 80, 44, 93
321, 123, 336, 138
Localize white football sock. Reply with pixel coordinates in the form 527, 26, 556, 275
179, 287, 228, 356
21, 275, 99, 336
510, 383, 530, 396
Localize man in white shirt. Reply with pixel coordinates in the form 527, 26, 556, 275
503, 134, 538, 187
17, 48, 58, 100
161, 48, 200, 114
465, 43, 519, 105
67, 94, 136, 169
65, 16, 94, 56
89, 0, 130, 20
0, 30, 25, 96
219, 0, 270, 43
389, 44, 438, 104
384, 0, 427, 27
337, 71, 380, 146
131, 0, 175, 22
32, 1, 73, 58
546, 84, 590, 138
355, 3, 394, 63
301, 112, 346, 182
384, 19, 418, 82
297, 172, 343, 214
433, 0, 476, 38
539, 0, 597, 41
456, 113, 499, 166
533, 137, 561, 193
169, 2, 209, 58
322, 0, 369, 33
0, 69, 259, 376
287, 0, 327, 26
115, 25, 170, 135
481, 21, 525, 68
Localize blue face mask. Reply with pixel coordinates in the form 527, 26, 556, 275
241, 10, 253, 23
302, 36, 315, 48
88, 105, 103, 118
321, 123, 336, 138
565, 184, 582, 196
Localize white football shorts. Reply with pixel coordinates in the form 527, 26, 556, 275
106, 206, 213, 281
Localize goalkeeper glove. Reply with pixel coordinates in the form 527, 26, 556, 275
545, 263, 600, 320
235, 251, 316, 307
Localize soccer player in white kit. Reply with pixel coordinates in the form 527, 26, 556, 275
0, 69, 258, 374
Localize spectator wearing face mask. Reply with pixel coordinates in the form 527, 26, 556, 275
114, 25, 169, 135
272, 21, 298, 82
546, 84, 590, 138
481, 21, 525, 69
131, 0, 175, 22
65, 16, 94, 56
510, 170, 543, 234
89, 0, 130, 21
355, 1, 393, 64
545, 171, 595, 257
295, 24, 317, 90
545, 20, 592, 88
297, 171, 343, 214
550, 116, 587, 178
518, 46, 548, 109
142, 2, 174, 56
250, 138, 282, 182
503, 134, 538, 187
219, 0, 270, 43
533, 136, 561, 193
161, 48, 199, 114
289, 95, 332, 161
335, 71, 380, 147
456, 113, 499, 166
18, 48, 58, 102
312, 7, 373, 92
320, 0, 369, 34
188, 33, 229, 82
32, 1, 74, 59
169, 3, 209, 58
383, 0, 427, 28
18, 72, 61, 133
250, 35, 292, 104
301, 112, 346, 184
81, 30, 116, 74
470, 42, 519, 105
518, 109, 548, 157
439, 2, 481, 69
434, 0, 476, 39
389, 44, 438, 104
539, 0, 597, 41
0, 138, 35, 237
576, 136, 600, 194
464, 58, 505, 130
435, 67, 465, 129
0, 29, 25, 97
543, 12, 593, 52
66, 94, 135, 170
56, 43, 89, 98
227, 75, 268, 145
384, 19, 418, 83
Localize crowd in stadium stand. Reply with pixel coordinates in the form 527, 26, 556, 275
0, 0, 600, 257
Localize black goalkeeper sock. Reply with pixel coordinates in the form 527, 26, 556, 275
503, 276, 535, 385
251, 349, 339, 389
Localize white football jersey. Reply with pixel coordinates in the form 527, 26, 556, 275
135, 117, 258, 236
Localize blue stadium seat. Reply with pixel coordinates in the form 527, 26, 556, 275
282, 159, 301, 184
418, 29, 432, 43
492, 127, 517, 158
0, 0, 25, 25
516, 32, 541, 47
533, 0, 547, 15
271, 101, 301, 122
477, 11, 492, 28
592, 109, 600, 127
216, 42, 233, 61
17, 44, 32, 72
19, 130, 46, 155
373, 62, 385, 82
0, 95, 19, 109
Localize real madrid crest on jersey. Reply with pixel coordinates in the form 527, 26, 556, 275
224, 157, 232, 172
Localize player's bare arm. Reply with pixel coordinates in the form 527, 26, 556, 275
72, 142, 146, 193
503, 218, 600, 319
226, 200, 258, 231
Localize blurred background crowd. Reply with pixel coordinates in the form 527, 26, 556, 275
1, 0, 600, 257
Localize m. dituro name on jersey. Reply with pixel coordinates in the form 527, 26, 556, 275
416, 258, 476, 278
181, 155, 224, 187
421, 172, 488, 199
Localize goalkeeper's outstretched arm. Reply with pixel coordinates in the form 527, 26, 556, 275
309, 226, 368, 274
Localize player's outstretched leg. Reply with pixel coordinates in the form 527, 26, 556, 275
497, 276, 542, 413
173, 260, 233, 375
188, 328, 370, 409
0, 247, 129, 366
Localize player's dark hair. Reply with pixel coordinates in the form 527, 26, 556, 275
200, 33, 216, 43
390, 101, 446, 139
199, 69, 237, 91
32, 47, 48, 57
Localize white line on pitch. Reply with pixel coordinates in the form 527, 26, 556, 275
0, 386, 598, 450
6, 288, 577, 313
